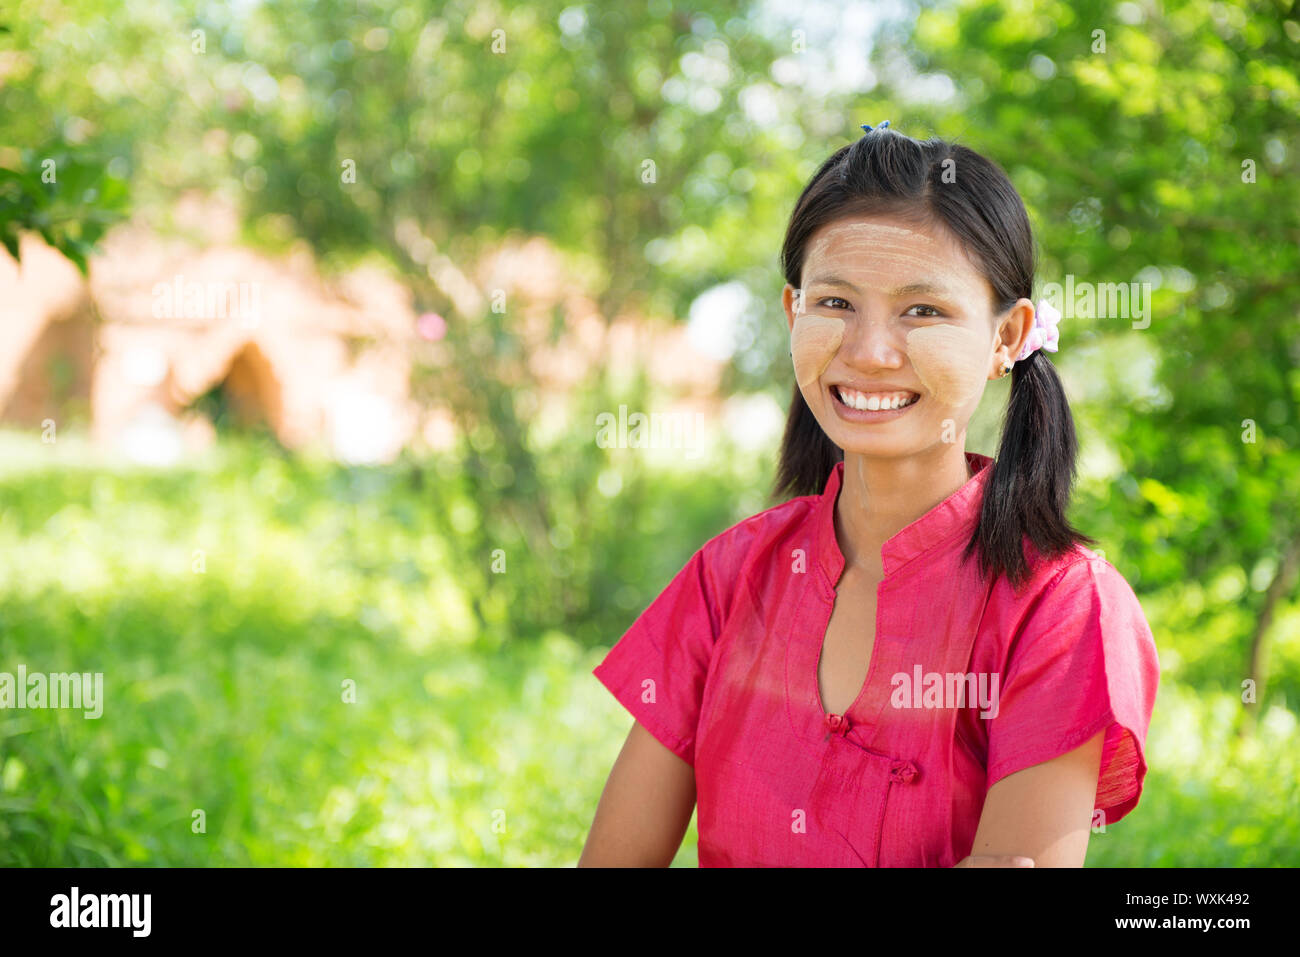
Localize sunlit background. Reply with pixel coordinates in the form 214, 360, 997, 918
1, 0, 1297, 865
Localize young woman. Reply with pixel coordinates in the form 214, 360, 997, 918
579, 122, 1159, 868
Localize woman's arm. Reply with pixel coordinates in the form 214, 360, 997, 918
966, 728, 1107, 867
578, 720, 697, 867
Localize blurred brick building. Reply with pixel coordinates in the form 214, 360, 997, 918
0, 195, 730, 465
1, 200, 424, 464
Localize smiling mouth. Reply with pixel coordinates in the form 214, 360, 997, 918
830, 384, 920, 411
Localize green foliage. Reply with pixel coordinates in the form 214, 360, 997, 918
0, 4, 137, 271
0, 151, 129, 273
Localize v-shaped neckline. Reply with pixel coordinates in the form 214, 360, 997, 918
815, 565, 884, 720
784, 576, 895, 752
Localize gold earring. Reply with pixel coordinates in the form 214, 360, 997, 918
1000, 361, 1013, 377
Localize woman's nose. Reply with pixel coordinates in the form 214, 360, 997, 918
839, 314, 906, 368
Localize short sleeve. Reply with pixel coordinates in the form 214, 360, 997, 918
986, 557, 1160, 824
592, 544, 727, 768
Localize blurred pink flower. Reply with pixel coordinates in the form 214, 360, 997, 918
1016, 299, 1062, 361
417, 312, 447, 341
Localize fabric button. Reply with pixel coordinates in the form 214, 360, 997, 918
824, 712, 850, 735
889, 759, 918, 784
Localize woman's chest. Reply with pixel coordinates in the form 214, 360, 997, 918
692, 561, 996, 866
817, 568, 880, 717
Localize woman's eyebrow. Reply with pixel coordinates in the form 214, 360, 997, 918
806, 275, 962, 299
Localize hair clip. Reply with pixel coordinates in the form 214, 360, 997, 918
860, 120, 890, 133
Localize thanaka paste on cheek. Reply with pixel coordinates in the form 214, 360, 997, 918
791, 313, 845, 390
905, 324, 989, 406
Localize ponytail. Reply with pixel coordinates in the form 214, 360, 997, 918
962, 349, 1096, 591
772, 382, 842, 502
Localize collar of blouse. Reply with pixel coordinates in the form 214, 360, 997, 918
815, 451, 995, 588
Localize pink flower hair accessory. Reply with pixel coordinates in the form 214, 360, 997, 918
1015, 298, 1063, 362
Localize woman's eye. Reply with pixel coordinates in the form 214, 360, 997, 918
812, 298, 944, 316
908, 304, 943, 318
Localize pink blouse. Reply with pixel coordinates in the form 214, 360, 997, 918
592, 451, 1160, 866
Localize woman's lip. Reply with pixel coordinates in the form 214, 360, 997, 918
830, 384, 919, 396
828, 384, 920, 422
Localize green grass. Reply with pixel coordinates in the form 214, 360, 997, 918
0, 429, 1294, 866
0, 428, 721, 865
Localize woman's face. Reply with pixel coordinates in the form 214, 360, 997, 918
784, 214, 1029, 460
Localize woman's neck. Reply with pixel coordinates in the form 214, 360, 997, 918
834, 445, 974, 576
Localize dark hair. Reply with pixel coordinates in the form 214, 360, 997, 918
772, 126, 1094, 591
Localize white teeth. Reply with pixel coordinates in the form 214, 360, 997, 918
835, 386, 917, 411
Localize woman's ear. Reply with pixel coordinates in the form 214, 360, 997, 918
990, 298, 1036, 377
782, 284, 801, 333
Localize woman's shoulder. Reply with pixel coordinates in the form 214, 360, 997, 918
1018, 539, 1124, 589
651, 493, 819, 632
1003, 539, 1152, 636
696, 490, 822, 570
